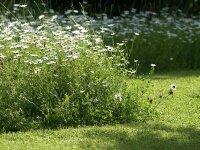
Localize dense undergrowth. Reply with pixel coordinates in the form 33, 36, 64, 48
0, 6, 158, 132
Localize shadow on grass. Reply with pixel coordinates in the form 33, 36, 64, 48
84, 122, 200, 150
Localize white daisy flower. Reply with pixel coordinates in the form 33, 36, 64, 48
114, 93, 123, 102
38, 15, 45, 20
150, 64, 156, 67
170, 84, 176, 91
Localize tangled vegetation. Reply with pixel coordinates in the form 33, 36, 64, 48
0, 6, 159, 132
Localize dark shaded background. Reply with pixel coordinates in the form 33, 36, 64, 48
2, 0, 200, 15
49, 0, 200, 15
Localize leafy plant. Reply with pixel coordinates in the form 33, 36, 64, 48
0, 11, 157, 132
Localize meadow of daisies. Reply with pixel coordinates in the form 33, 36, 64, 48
0, 3, 200, 150
0, 4, 160, 132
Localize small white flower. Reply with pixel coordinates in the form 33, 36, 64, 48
54, 74, 59, 77
30, 54, 39, 57
38, 15, 45, 20
93, 98, 99, 102
134, 32, 140, 36
51, 15, 58, 21
13, 4, 20, 7
43, 57, 49, 60
80, 29, 88, 33
22, 45, 29, 49
108, 24, 114, 27
170, 84, 176, 91
127, 70, 136, 74
72, 53, 79, 59
150, 64, 156, 67
117, 43, 124, 46
72, 30, 81, 35
170, 57, 174, 61
15, 54, 21, 57
73, 10, 79, 13
114, 93, 123, 102
34, 69, 40, 74
35, 59, 43, 64
20, 4, 27, 8
24, 60, 29, 63
13, 50, 19, 54
36, 26, 43, 31
66, 26, 72, 30
80, 90, 85, 94
46, 61, 56, 65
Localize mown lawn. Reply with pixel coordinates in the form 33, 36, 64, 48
1, 70, 200, 150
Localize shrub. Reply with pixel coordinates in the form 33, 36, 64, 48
0, 10, 157, 132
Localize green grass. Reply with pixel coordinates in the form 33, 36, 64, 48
1, 70, 200, 150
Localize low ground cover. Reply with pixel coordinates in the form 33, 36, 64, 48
1, 70, 200, 149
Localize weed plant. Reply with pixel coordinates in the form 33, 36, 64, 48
0, 7, 158, 132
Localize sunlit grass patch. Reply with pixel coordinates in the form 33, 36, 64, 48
1, 71, 200, 149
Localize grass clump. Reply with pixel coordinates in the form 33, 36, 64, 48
0, 11, 157, 132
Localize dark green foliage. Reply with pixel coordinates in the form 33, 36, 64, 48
85, 0, 200, 15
